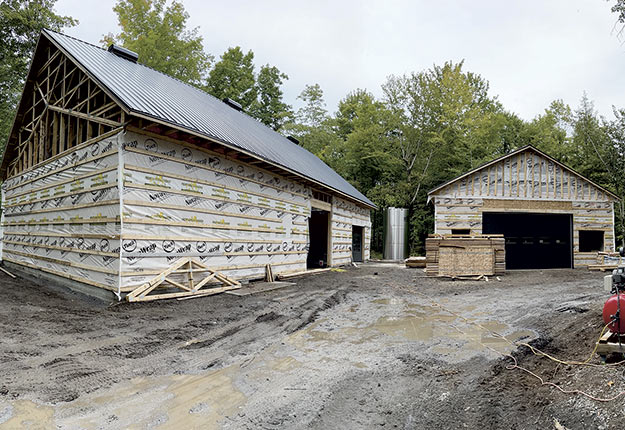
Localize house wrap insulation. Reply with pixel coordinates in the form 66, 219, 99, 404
1, 130, 372, 298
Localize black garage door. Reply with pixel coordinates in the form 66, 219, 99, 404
482, 212, 572, 269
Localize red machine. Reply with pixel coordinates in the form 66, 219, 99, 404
603, 293, 625, 333
597, 255, 625, 360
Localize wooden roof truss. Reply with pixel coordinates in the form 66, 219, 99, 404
6, 39, 125, 178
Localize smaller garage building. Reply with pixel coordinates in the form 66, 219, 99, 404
428, 146, 619, 269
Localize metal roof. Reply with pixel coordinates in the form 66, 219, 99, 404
43, 30, 375, 208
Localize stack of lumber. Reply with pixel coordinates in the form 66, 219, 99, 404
588, 252, 624, 272
425, 234, 505, 277
405, 256, 426, 268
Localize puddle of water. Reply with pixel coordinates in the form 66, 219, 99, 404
154, 365, 247, 429
372, 299, 390, 305
287, 320, 377, 350
287, 304, 534, 360
2, 299, 535, 428
372, 316, 433, 341
479, 321, 508, 333
53, 365, 247, 430
270, 356, 302, 372
371, 298, 403, 305
0, 400, 54, 430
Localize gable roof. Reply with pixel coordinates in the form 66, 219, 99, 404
428, 145, 619, 201
6, 29, 374, 208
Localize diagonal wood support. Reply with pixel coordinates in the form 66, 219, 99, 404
126, 257, 241, 302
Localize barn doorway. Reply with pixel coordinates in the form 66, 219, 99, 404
482, 212, 573, 269
307, 209, 330, 268
352, 226, 364, 262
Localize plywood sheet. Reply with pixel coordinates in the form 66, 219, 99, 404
438, 246, 495, 276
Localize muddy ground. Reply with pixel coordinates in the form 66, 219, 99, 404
1, 263, 624, 429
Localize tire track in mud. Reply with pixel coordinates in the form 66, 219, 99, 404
289, 289, 349, 333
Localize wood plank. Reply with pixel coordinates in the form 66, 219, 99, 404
48, 104, 121, 127
192, 272, 218, 290
4, 127, 122, 183
120, 259, 306, 278
2, 249, 118, 275
123, 199, 282, 224
278, 268, 332, 280
3, 257, 117, 292
124, 163, 306, 209
123, 129, 310, 199
129, 285, 239, 302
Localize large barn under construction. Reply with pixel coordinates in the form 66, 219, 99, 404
428, 146, 618, 270
0, 30, 374, 300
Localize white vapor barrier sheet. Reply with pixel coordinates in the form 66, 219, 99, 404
331, 196, 372, 263
1, 133, 122, 291
119, 131, 312, 288
0, 128, 373, 295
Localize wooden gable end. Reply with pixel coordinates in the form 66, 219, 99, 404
1, 33, 126, 180
431, 148, 616, 202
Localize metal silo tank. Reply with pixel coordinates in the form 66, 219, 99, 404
383, 207, 409, 260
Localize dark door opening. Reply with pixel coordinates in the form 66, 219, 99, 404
307, 209, 329, 268
352, 226, 363, 262
482, 212, 572, 269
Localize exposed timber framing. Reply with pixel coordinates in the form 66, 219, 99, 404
5, 38, 125, 179
125, 257, 241, 302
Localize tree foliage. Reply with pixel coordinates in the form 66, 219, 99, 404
103, 1, 293, 127
249, 65, 292, 130
611, 0, 625, 23
289, 64, 625, 254
4, 1, 624, 253
0, 0, 76, 150
103, 0, 211, 86
604, 108, 625, 246
295, 84, 327, 128
282, 84, 338, 157
204, 47, 256, 109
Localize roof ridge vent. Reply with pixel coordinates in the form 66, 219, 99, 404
286, 135, 299, 144
107, 44, 139, 63
222, 98, 243, 111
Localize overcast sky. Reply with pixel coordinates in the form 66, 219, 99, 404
54, 0, 625, 121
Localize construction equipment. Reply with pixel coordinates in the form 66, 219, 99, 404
597, 247, 625, 360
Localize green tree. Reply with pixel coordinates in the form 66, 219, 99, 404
382, 61, 505, 252
522, 100, 572, 161
282, 84, 337, 156
295, 84, 327, 128
329, 90, 401, 194
102, 0, 211, 86
249, 65, 292, 130
604, 108, 625, 247
569, 94, 610, 184
328, 90, 405, 253
610, 1, 625, 24
205, 47, 256, 110
0, 0, 76, 150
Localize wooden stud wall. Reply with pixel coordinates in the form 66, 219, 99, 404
5, 41, 124, 179
430, 149, 617, 267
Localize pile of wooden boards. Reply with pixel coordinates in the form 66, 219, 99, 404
405, 256, 426, 268
595, 330, 625, 359
588, 252, 625, 272
425, 234, 505, 277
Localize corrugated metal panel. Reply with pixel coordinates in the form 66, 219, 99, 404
44, 30, 375, 208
